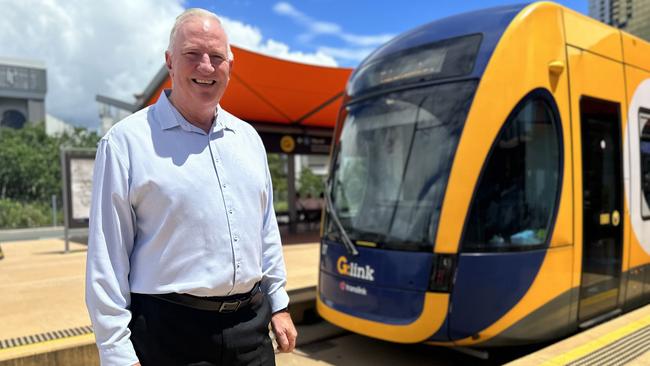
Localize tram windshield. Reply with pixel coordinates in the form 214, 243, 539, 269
327, 80, 477, 250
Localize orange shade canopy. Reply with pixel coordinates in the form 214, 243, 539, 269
145, 45, 353, 128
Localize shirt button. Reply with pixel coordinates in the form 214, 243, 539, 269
233, 235, 239, 242
228, 209, 233, 214
222, 183, 227, 188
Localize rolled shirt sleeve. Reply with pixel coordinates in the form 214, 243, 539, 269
85, 138, 139, 366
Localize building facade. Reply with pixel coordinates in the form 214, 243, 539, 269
589, 0, 650, 41
0, 57, 47, 129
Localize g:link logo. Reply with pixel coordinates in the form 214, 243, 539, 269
336, 256, 375, 281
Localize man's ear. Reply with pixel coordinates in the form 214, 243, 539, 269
165, 51, 172, 71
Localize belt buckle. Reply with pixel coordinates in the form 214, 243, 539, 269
219, 300, 240, 313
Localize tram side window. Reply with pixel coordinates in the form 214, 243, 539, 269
463, 92, 561, 251
639, 110, 650, 219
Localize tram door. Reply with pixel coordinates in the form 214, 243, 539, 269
578, 97, 623, 322
567, 47, 626, 323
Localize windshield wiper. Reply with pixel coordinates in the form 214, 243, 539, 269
324, 181, 359, 256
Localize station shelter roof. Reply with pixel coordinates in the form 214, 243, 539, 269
140, 45, 353, 129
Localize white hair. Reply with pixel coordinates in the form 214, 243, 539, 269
167, 8, 234, 61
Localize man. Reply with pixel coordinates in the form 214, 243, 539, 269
86, 8, 297, 366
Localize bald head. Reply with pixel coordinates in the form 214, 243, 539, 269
168, 8, 234, 61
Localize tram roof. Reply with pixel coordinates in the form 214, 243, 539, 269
138, 46, 353, 129
356, 3, 528, 81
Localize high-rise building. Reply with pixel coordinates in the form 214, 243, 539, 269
589, 0, 650, 41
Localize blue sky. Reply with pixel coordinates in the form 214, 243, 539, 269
2, 0, 589, 129
188, 0, 589, 67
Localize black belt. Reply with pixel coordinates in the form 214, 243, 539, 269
149, 282, 262, 313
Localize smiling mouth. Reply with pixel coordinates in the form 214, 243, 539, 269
193, 78, 216, 85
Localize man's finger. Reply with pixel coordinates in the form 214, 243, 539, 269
276, 330, 290, 352
287, 329, 297, 352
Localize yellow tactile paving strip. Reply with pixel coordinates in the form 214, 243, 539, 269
0, 325, 93, 349
0, 334, 95, 362
507, 304, 650, 365
542, 316, 650, 365
0, 238, 319, 362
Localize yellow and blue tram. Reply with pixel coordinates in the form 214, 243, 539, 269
317, 1, 650, 347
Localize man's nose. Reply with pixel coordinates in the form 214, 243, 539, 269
197, 53, 215, 73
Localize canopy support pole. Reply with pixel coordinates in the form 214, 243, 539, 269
287, 155, 297, 233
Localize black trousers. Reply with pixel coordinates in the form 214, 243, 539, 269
128, 292, 275, 366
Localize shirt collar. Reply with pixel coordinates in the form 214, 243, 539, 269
154, 90, 236, 134
154, 90, 181, 130
214, 105, 236, 134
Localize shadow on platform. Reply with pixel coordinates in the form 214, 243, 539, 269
280, 227, 320, 245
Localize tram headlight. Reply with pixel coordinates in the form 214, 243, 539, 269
428, 254, 457, 292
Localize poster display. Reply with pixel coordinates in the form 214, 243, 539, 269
61, 148, 96, 229
70, 158, 95, 220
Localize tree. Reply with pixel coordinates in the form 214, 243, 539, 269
298, 166, 324, 198
0, 123, 99, 202
0, 123, 100, 228
267, 153, 288, 210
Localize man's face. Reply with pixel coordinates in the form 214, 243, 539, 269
165, 17, 232, 113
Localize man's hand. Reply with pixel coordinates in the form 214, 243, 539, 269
271, 310, 297, 353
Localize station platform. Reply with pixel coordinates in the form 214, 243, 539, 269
0, 235, 320, 365
507, 303, 650, 365
5, 234, 650, 365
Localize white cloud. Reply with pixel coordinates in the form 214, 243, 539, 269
317, 46, 376, 63
0, 0, 338, 130
0, 0, 183, 129
272, 2, 341, 35
273, 1, 394, 47
219, 18, 338, 66
340, 34, 395, 47
273, 2, 304, 19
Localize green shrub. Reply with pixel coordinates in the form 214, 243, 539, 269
0, 199, 57, 228
0, 123, 98, 229
274, 201, 288, 212
298, 167, 325, 197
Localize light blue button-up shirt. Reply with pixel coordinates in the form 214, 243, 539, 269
85, 90, 289, 366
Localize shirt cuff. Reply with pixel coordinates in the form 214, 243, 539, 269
97, 339, 138, 366
267, 287, 290, 313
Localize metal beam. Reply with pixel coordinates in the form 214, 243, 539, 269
287, 156, 297, 233
95, 95, 138, 112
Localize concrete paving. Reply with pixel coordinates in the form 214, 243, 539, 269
275, 334, 464, 366
0, 236, 320, 364
0, 240, 89, 341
